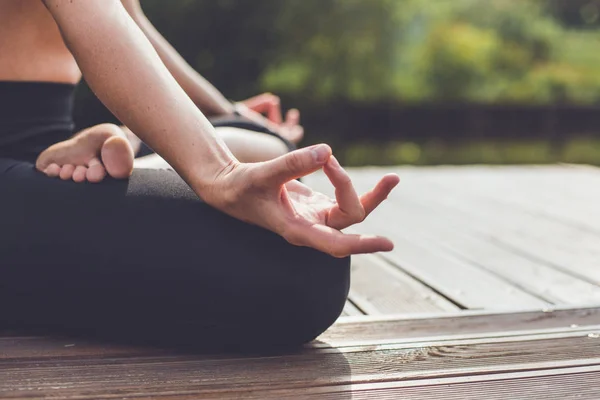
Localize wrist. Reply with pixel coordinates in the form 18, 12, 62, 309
188, 152, 239, 202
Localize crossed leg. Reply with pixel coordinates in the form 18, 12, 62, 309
37, 123, 294, 182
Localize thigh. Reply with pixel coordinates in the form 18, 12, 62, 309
133, 153, 173, 169
135, 126, 290, 164
215, 126, 290, 163
0, 158, 350, 350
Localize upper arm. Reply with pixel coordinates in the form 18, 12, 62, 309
40, 0, 128, 52
41, 0, 123, 23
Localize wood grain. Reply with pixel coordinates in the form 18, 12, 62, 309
369, 186, 600, 304
394, 166, 600, 284
321, 306, 600, 346
341, 300, 363, 316
348, 254, 459, 314
308, 172, 549, 309
200, 366, 600, 399
3, 327, 599, 398
308, 165, 600, 309
3, 307, 599, 360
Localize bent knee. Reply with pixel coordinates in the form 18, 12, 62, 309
258, 254, 351, 348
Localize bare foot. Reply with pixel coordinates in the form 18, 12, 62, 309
36, 123, 134, 183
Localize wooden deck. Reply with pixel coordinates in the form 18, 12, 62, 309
308, 164, 600, 316
2, 165, 600, 399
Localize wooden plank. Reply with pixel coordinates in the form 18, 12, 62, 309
2, 307, 599, 360
308, 172, 549, 310
368, 190, 600, 305
348, 254, 459, 315
209, 366, 600, 399
445, 165, 600, 234
348, 203, 549, 309
341, 300, 363, 316
0, 335, 166, 360
332, 167, 600, 302
3, 327, 600, 399
321, 306, 600, 346
400, 166, 600, 283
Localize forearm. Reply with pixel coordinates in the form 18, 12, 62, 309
123, 0, 234, 116
44, 0, 235, 193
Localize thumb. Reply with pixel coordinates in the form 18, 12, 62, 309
259, 144, 332, 185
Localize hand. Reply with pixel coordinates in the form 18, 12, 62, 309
201, 144, 399, 258
236, 93, 304, 144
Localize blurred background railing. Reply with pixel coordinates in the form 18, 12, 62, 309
73, 0, 600, 166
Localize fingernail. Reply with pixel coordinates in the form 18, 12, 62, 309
311, 145, 330, 164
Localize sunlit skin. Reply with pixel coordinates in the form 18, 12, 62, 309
0, 0, 400, 257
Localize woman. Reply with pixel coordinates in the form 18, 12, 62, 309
0, 0, 399, 350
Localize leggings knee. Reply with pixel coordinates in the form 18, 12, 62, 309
252, 254, 351, 348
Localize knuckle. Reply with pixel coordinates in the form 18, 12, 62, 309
330, 248, 349, 258
285, 153, 305, 173
338, 174, 353, 186
326, 236, 350, 258
341, 207, 365, 223
355, 208, 367, 222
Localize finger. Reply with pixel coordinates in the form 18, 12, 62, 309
285, 108, 300, 126
266, 96, 283, 124
258, 144, 331, 186
72, 165, 88, 183
43, 163, 61, 178
287, 223, 394, 258
242, 93, 279, 114
323, 156, 364, 228
59, 164, 75, 180
360, 174, 401, 217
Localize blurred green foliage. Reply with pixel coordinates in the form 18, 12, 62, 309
136, 0, 600, 105
76, 0, 600, 165
259, 0, 600, 104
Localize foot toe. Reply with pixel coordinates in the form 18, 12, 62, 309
59, 164, 76, 180
101, 136, 134, 179
86, 158, 107, 183
43, 163, 61, 178
72, 165, 88, 183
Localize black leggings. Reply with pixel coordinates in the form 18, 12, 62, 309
0, 82, 350, 351
0, 159, 350, 351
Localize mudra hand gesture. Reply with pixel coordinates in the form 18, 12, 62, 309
203, 143, 400, 258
